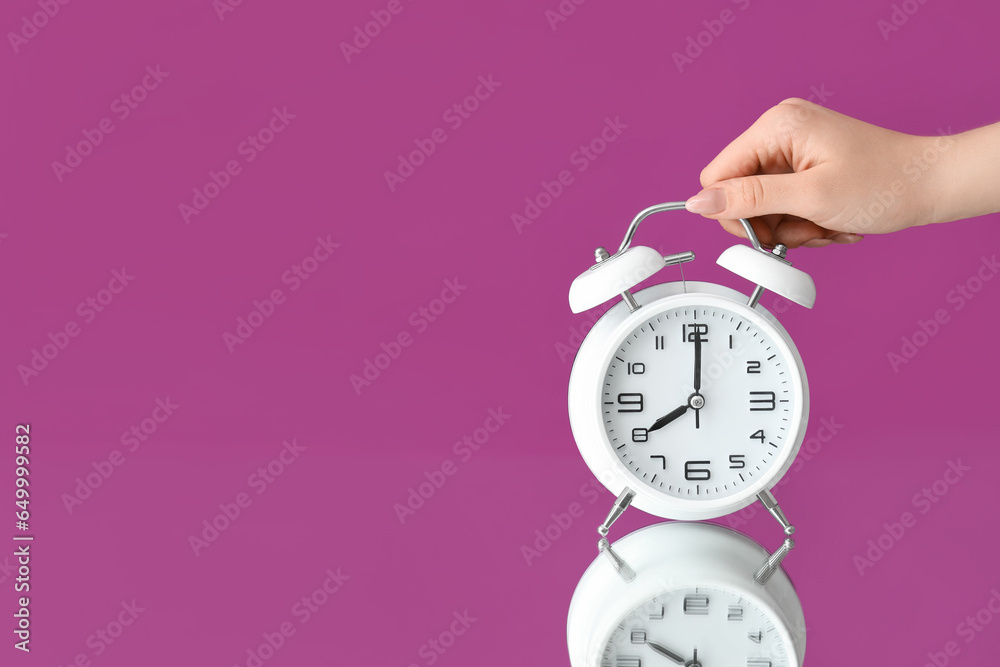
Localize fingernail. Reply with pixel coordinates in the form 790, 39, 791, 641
831, 233, 864, 244
801, 238, 834, 248
685, 189, 727, 215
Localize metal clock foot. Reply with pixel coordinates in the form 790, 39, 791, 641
754, 538, 795, 585
598, 537, 636, 582
597, 488, 636, 582
758, 489, 795, 536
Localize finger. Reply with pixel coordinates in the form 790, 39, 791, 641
699, 103, 802, 187
717, 215, 845, 249
770, 216, 838, 248
686, 172, 815, 222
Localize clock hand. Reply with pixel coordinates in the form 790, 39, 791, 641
693, 334, 702, 392
647, 404, 688, 433
646, 640, 685, 664
690, 333, 705, 430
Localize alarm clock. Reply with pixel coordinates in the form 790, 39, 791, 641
567, 522, 807, 667
567, 202, 815, 578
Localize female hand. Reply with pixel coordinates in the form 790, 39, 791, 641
686, 98, 999, 248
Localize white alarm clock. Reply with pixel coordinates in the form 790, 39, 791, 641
568, 203, 815, 579
567, 522, 807, 667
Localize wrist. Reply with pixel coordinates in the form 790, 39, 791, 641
924, 123, 1000, 225
904, 132, 958, 228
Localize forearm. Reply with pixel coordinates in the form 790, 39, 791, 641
927, 122, 1000, 225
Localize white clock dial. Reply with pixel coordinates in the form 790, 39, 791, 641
603, 305, 794, 500
566, 522, 806, 667
602, 587, 791, 667
569, 283, 808, 520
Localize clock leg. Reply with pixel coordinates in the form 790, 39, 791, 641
758, 489, 796, 536
753, 489, 798, 585
754, 537, 795, 585
597, 488, 637, 582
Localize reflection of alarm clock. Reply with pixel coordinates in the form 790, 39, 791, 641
568, 203, 816, 523
567, 522, 806, 667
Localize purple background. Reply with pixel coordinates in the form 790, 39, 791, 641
2, 0, 999, 665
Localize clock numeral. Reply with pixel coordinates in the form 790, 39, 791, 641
628, 362, 645, 375
617, 393, 644, 413
630, 630, 647, 644
750, 429, 765, 443
684, 460, 711, 481
747, 659, 772, 667
648, 605, 665, 620
650, 455, 666, 470
728, 454, 746, 469
749, 391, 776, 412
682, 323, 709, 342
729, 334, 734, 349
683, 595, 709, 615
616, 657, 641, 667
654, 335, 665, 350
746, 360, 761, 374
632, 428, 648, 443
728, 606, 744, 621
748, 631, 763, 643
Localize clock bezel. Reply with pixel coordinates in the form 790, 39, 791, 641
568, 281, 809, 520
566, 522, 806, 667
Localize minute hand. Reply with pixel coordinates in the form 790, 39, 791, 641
693, 335, 702, 392
647, 405, 688, 433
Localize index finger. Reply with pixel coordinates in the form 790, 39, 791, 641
699, 102, 802, 187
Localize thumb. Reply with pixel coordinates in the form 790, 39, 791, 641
685, 172, 811, 220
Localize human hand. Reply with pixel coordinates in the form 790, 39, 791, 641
685, 98, 975, 248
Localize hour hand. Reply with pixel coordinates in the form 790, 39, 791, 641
647, 404, 688, 433
647, 640, 685, 664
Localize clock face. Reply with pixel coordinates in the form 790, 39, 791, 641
601, 586, 792, 667
602, 303, 800, 501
